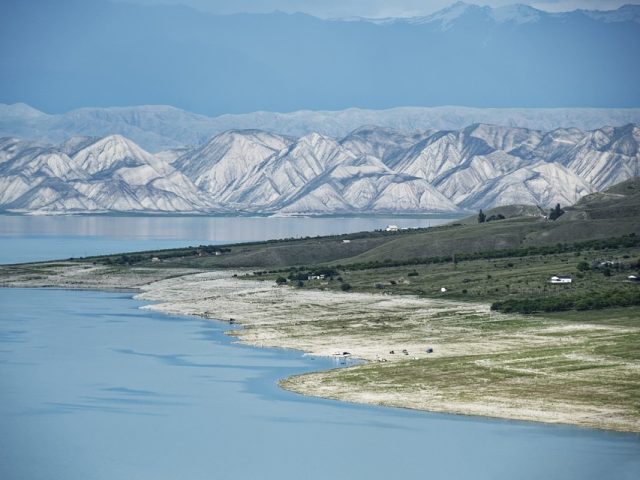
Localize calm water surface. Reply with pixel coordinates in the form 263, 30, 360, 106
0, 215, 457, 264
1, 217, 639, 479
1, 289, 639, 480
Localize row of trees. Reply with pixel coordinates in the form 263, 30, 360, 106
477, 210, 506, 223
257, 235, 640, 277
99, 245, 233, 265
478, 204, 564, 223
328, 234, 640, 273
491, 289, 640, 313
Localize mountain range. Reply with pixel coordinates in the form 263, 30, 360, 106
1, 123, 637, 215
2, 103, 640, 152
1, 1, 639, 114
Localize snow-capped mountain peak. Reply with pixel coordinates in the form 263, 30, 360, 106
417, 1, 483, 26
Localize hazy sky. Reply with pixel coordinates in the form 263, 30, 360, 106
3, 0, 638, 113
115, 0, 640, 18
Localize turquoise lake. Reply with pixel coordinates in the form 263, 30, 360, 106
1, 289, 639, 479
0, 216, 639, 479
0, 215, 456, 265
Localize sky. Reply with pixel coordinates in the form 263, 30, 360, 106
2, 0, 638, 113
114, 0, 640, 18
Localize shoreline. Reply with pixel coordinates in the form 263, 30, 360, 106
2, 262, 639, 433
136, 270, 640, 434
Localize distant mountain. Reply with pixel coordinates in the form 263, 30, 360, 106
0, 1, 639, 115
1, 123, 638, 215
0, 135, 214, 213
382, 2, 640, 27
2, 103, 640, 152
176, 130, 293, 201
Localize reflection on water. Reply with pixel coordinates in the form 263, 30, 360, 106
1, 289, 639, 480
0, 214, 458, 264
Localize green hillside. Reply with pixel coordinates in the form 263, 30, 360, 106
81, 177, 640, 271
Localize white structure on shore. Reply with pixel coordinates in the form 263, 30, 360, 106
550, 275, 572, 284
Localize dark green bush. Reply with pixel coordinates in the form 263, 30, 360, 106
577, 261, 590, 271
491, 289, 640, 314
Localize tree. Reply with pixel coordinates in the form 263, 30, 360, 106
549, 203, 564, 220
275, 276, 287, 285
341, 283, 352, 291
478, 209, 486, 223
576, 261, 590, 272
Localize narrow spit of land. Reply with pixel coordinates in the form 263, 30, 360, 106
1, 178, 639, 432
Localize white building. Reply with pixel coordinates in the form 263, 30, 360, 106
385, 225, 399, 232
550, 275, 572, 284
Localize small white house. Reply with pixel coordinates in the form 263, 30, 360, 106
550, 275, 572, 284
342, 239, 351, 244
307, 274, 326, 280
385, 225, 399, 232
629, 275, 639, 282
151, 257, 160, 262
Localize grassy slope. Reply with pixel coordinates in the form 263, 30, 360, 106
302, 246, 640, 303
77, 178, 640, 271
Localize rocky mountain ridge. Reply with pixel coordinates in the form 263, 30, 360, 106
0, 123, 638, 215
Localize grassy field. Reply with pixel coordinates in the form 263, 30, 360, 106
281, 305, 640, 431
258, 242, 640, 309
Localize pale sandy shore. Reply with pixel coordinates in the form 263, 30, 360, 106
137, 270, 640, 433
138, 270, 494, 361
